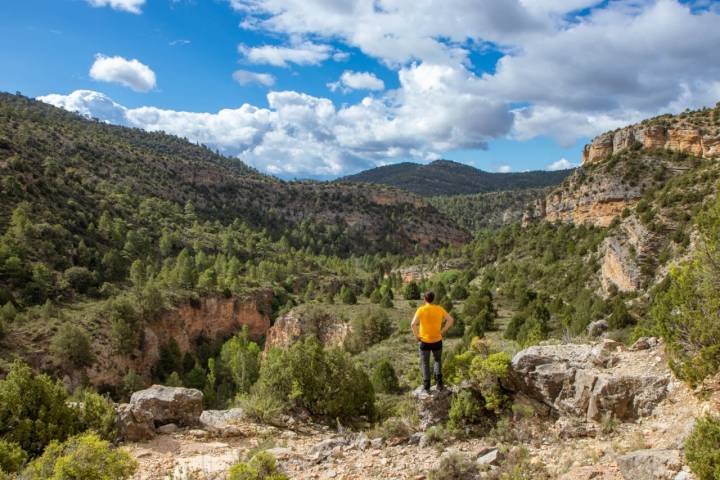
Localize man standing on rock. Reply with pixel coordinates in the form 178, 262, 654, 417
411, 291, 454, 392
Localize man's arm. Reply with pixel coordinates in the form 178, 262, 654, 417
440, 312, 455, 336
411, 314, 420, 340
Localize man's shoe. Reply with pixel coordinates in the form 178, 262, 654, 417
437, 384, 445, 391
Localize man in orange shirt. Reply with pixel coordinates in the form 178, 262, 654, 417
411, 291, 454, 392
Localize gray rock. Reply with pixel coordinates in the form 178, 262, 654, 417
555, 417, 598, 439
587, 319, 609, 338
116, 403, 155, 442
130, 385, 203, 427
370, 438, 384, 449
590, 339, 623, 368
308, 437, 347, 461
412, 386, 454, 430
265, 447, 293, 459
156, 423, 178, 434
674, 471, 696, 480
200, 408, 245, 432
408, 432, 423, 445
507, 342, 669, 422
477, 448, 500, 466
631, 337, 659, 351
353, 432, 371, 450
617, 449, 682, 480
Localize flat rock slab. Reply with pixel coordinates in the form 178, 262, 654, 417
617, 449, 683, 480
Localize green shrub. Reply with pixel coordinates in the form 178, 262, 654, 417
372, 417, 413, 440
426, 452, 478, 480
450, 284, 468, 300
447, 390, 484, 432
20, 433, 137, 480
344, 308, 393, 353
380, 294, 394, 309
62, 267, 96, 294
0, 361, 76, 457
339, 286, 357, 305
228, 451, 288, 480
51, 325, 95, 369
0, 303, 16, 324
484, 446, 550, 480
444, 314, 465, 338
685, 415, 720, 480
469, 351, 511, 413
423, 425, 446, 445
236, 393, 284, 424
403, 282, 421, 300
608, 297, 633, 329
651, 197, 720, 384
72, 390, 117, 441
371, 360, 400, 394
254, 337, 375, 422
0, 439, 27, 474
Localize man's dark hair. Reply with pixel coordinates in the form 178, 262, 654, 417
424, 291, 435, 303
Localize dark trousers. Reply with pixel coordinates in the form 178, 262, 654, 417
419, 341, 443, 390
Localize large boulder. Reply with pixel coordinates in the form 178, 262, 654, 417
506, 339, 670, 422
617, 449, 683, 480
130, 385, 203, 427
115, 403, 155, 442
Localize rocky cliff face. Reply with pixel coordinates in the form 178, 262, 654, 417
526, 106, 719, 230
87, 292, 273, 388
264, 306, 350, 352
583, 123, 720, 165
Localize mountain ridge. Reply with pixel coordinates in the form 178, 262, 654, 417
336, 159, 573, 197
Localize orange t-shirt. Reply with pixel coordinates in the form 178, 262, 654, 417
415, 304, 447, 343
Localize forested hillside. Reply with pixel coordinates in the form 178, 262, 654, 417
0, 93, 468, 259
429, 188, 547, 232
338, 159, 572, 197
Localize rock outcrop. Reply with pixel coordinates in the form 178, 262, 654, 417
199, 409, 245, 436
616, 449, 683, 480
412, 386, 454, 430
536, 169, 644, 227
583, 124, 720, 165
506, 339, 670, 422
116, 403, 155, 442
88, 292, 272, 387
525, 106, 719, 231
264, 306, 350, 351
117, 385, 204, 441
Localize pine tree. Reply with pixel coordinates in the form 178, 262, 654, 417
340, 286, 357, 305
403, 281, 421, 300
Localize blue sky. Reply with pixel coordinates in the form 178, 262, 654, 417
2, 0, 719, 179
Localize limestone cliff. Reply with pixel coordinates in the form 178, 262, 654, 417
264, 306, 350, 352
583, 123, 720, 165
87, 292, 272, 388
527, 105, 719, 229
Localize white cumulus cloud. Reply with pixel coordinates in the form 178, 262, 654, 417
232, 69, 275, 86
89, 54, 156, 92
239, 41, 332, 67
546, 158, 576, 171
328, 71, 384, 93
497, 165, 512, 173
86, 0, 145, 14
